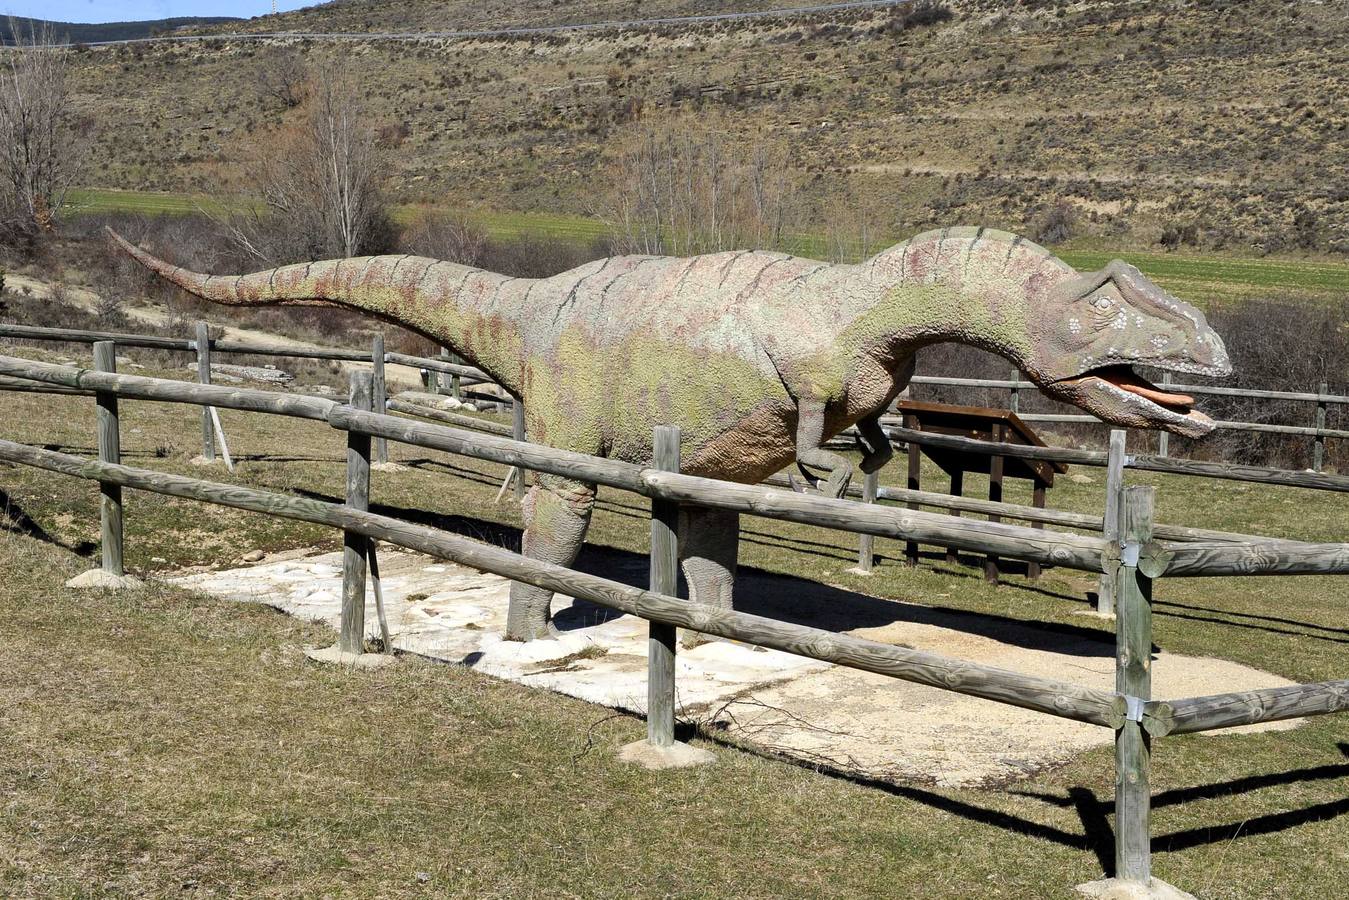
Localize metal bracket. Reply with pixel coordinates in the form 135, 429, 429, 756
1121, 541, 1141, 567
1124, 696, 1146, 722
187, 340, 198, 351
1123, 454, 1136, 467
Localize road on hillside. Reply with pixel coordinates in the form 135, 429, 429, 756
65, 0, 910, 47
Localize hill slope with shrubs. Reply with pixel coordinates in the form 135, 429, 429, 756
65, 0, 1349, 255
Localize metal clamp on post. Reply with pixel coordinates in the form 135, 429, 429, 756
1124, 695, 1146, 723
1121, 541, 1141, 567
1123, 454, 1137, 467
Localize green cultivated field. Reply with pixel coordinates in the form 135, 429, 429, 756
67, 188, 1347, 307
0, 344, 1346, 897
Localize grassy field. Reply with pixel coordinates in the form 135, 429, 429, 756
65, 187, 1349, 307
1, 343, 1346, 896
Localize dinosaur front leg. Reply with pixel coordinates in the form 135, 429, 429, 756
677, 507, 739, 648
854, 412, 894, 474
795, 397, 853, 499
504, 474, 595, 641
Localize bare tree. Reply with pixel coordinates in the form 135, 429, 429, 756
228, 59, 392, 263
598, 120, 797, 256
0, 20, 81, 247
256, 48, 309, 110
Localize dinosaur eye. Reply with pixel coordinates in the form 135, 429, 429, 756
1090, 295, 1113, 313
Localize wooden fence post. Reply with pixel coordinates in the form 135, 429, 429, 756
619, 425, 714, 768
371, 334, 389, 465
1157, 373, 1171, 459
95, 341, 123, 577
983, 421, 1005, 584
1114, 486, 1155, 885
67, 342, 140, 589
1097, 429, 1127, 616
855, 468, 879, 573
196, 321, 214, 462
440, 346, 461, 400
513, 399, 527, 501
333, 373, 373, 662
1314, 381, 1328, 473
1008, 367, 1020, 414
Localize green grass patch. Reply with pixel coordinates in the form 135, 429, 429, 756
65, 187, 1347, 308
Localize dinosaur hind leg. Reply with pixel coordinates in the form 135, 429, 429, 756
505, 474, 595, 641
677, 507, 739, 648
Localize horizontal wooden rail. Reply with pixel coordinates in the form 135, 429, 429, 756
909, 373, 1349, 405
0, 374, 92, 395
386, 397, 515, 436
0, 354, 1317, 567
1157, 540, 1349, 577
0, 438, 1127, 729
883, 424, 1349, 492
0, 323, 494, 381
333, 406, 1112, 572
0, 322, 194, 350
1143, 680, 1349, 736
0, 354, 337, 422
1014, 412, 1349, 439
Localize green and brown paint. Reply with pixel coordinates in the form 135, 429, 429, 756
110, 226, 1230, 640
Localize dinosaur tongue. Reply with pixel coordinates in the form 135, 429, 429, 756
1095, 366, 1195, 410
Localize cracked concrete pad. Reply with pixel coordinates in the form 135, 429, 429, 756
170, 549, 1301, 786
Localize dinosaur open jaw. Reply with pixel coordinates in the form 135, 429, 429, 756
1074, 365, 1196, 414
1053, 364, 1217, 437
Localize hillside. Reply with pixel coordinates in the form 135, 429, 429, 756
0, 15, 241, 45
64, 0, 1349, 255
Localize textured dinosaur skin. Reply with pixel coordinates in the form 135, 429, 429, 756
110, 226, 1231, 640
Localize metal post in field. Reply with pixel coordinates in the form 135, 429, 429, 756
1314, 381, 1328, 473
196, 321, 215, 462
619, 425, 714, 769
1097, 429, 1127, 616
66, 342, 140, 589
371, 334, 389, 465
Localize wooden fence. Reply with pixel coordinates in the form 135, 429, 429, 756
0, 347, 1346, 895
2, 322, 1346, 470
908, 371, 1348, 472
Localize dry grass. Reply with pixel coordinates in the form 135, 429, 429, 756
63, 0, 1349, 256
1, 344, 1347, 897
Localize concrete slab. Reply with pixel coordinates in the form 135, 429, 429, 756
170, 548, 1302, 786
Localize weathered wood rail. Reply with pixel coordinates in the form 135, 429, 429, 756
1, 348, 1346, 896
909, 372, 1347, 471
3, 322, 1343, 469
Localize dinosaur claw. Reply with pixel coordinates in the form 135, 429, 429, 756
823, 469, 852, 500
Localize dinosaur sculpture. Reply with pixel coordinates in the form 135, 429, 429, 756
110, 226, 1231, 641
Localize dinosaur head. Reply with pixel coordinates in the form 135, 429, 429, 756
1022, 259, 1231, 438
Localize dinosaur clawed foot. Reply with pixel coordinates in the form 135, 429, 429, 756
787, 467, 852, 499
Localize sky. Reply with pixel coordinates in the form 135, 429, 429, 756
0, 1, 313, 23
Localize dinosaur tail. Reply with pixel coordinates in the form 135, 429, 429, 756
106, 227, 461, 312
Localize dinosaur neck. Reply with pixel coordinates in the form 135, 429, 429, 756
849, 229, 1065, 373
